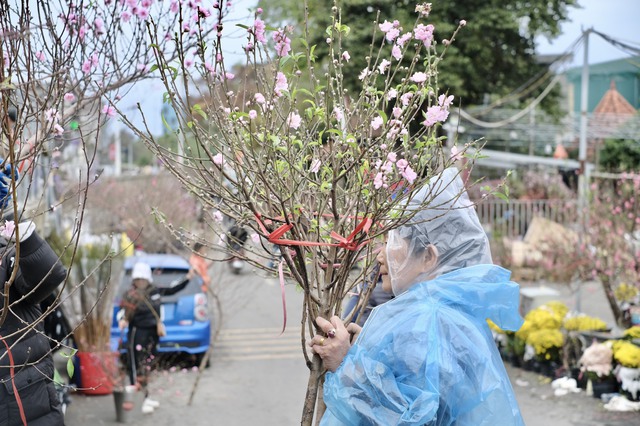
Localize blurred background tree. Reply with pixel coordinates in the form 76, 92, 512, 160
260, 0, 578, 116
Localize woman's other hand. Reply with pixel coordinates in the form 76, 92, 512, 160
309, 316, 351, 372
346, 323, 362, 343
118, 319, 128, 330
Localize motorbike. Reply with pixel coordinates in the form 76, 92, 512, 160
227, 224, 248, 274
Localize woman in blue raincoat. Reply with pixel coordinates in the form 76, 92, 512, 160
310, 167, 525, 425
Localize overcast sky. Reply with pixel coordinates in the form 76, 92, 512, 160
535, 0, 640, 67
121, 0, 640, 136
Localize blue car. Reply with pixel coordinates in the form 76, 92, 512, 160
111, 253, 211, 363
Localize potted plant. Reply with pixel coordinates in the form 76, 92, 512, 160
525, 328, 563, 377
59, 235, 124, 395
516, 304, 564, 373
612, 339, 640, 401
562, 313, 610, 383
579, 341, 618, 398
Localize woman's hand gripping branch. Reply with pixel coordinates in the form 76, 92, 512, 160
309, 316, 361, 372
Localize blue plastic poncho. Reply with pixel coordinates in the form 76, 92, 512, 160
322, 168, 524, 425
322, 265, 524, 425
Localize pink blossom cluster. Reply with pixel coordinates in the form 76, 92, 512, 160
81, 53, 99, 74
385, 111, 409, 141
252, 18, 267, 44
273, 29, 292, 57
44, 108, 64, 135
120, 0, 156, 23
102, 104, 116, 118
378, 20, 401, 42
373, 152, 417, 189
414, 24, 435, 48
415, 3, 432, 17
287, 112, 302, 129
58, 8, 105, 40
585, 174, 640, 282
378, 19, 411, 61
309, 158, 321, 174
422, 94, 454, 127
274, 72, 288, 97
212, 153, 225, 166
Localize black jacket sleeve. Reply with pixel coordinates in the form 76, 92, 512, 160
11, 230, 67, 305
157, 277, 190, 296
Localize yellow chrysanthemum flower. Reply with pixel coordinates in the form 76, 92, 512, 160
563, 315, 608, 332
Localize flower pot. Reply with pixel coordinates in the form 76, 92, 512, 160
538, 361, 560, 379
77, 351, 118, 395
571, 368, 587, 389
113, 385, 143, 423
522, 359, 535, 372
509, 354, 522, 368
591, 378, 618, 399
616, 367, 640, 401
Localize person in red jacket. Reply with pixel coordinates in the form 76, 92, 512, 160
189, 242, 212, 291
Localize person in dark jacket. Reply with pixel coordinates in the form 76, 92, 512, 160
119, 262, 191, 414
343, 264, 394, 327
0, 162, 68, 426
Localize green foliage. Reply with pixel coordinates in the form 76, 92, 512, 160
599, 138, 640, 172
58, 348, 78, 379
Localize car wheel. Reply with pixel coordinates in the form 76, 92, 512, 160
193, 352, 210, 369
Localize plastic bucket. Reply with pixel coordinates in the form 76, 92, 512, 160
77, 351, 117, 395
113, 385, 141, 423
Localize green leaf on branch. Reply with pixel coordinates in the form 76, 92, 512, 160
191, 104, 207, 120
58, 348, 77, 378
335, 23, 350, 36
164, 65, 179, 81
320, 181, 332, 194
495, 192, 509, 202
268, 134, 281, 146
0, 77, 16, 90
67, 358, 74, 379
152, 208, 167, 224
161, 114, 173, 134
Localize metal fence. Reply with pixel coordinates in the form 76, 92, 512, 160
474, 199, 578, 240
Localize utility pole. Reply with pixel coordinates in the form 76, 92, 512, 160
576, 28, 591, 312
114, 130, 122, 176
528, 105, 536, 157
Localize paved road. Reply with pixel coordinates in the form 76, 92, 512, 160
64, 266, 639, 425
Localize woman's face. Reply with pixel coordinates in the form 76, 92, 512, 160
377, 231, 437, 295
133, 278, 150, 289
377, 235, 413, 294
376, 243, 393, 293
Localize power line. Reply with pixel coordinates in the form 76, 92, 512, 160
457, 74, 563, 128
592, 30, 640, 57
470, 33, 585, 116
